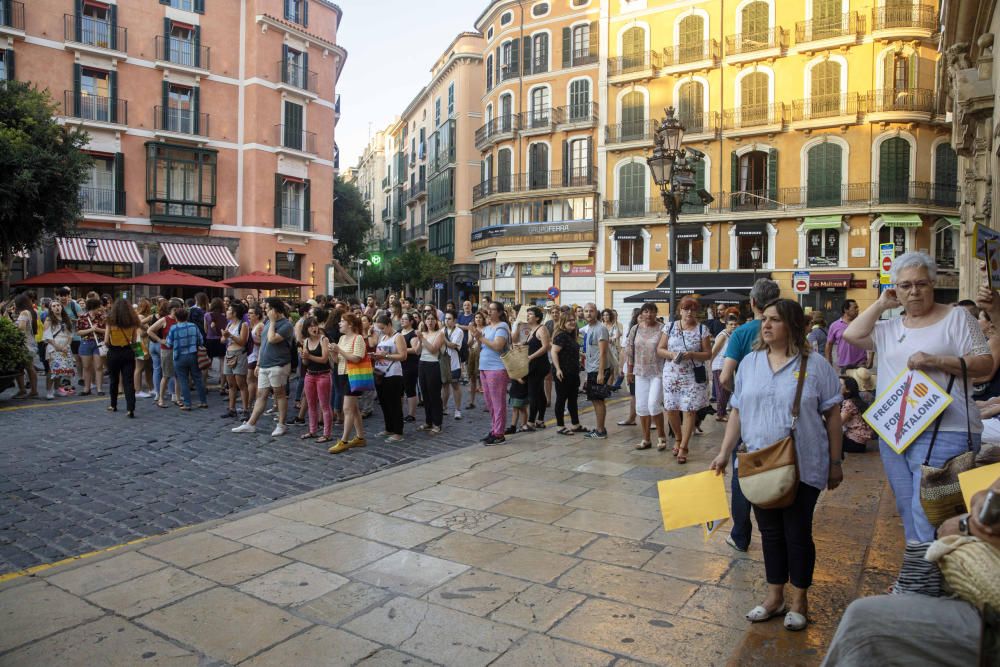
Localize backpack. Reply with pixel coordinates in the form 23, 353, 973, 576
458, 328, 469, 363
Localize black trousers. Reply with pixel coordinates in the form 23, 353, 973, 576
526, 366, 548, 423
376, 375, 404, 436
106, 345, 136, 412
418, 361, 443, 427
752, 482, 822, 589
553, 373, 580, 427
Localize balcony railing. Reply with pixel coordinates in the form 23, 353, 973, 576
0, 1, 24, 31
474, 114, 522, 149
381, 206, 390, 221
790, 93, 862, 121
405, 179, 426, 202
402, 222, 427, 244
795, 11, 863, 42
569, 50, 599, 67
64, 14, 127, 51
662, 39, 720, 66
721, 103, 784, 130
522, 108, 557, 132
79, 186, 124, 216
555, 102, 599, 125
155, 106, 209, 136
866, 88, 934, 113
607, 51, 661, 77
872, 3, 936, 31
678, 111, 718, 135
606, 120, 659, 144
277, 207, 313, 232
725, 27, 787, 55
63, 90, 128, 124
274, 124, 317, 154
154, 35, 210, 69
473, 167, 598, 203
381, 177, 391, 190
277, 59, 318, 93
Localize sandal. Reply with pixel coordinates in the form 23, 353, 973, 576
316, 435, 332, 444
518, 425, 535, 433
571, 424, 586, 432
635, 440, 652, 450
157, 402, 170, 408
746, 604, 788, 623
657, 438, 668, 452
534, 421, 546, 429
179, 406, 192, 412
677, 447, 688, 464
617, 420, 636, 426
672, 444, 680, 457
300, 432, 317, 440
557, 427, 573, 435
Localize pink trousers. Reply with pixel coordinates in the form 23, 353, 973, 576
480, 369, 509, 437
304, 371, 333, 436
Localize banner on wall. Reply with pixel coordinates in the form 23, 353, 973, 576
562, 259, 595, 277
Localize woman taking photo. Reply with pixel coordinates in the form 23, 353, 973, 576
625, 303, 667, 451
843, 252, 991, 543
299, 316, 334, 444
417, 311, 446, 434
551, 311, 584, 435
76, 296, 106, 396
328, 312, 367, 454
104, 298, 140, 416
475, 302, 511, 444
43, 300, 74, 400
656, 296, 712, 463
465, 311, 485, 410
134, 299, 154, 398
373, 313, 407, 442
710, 299, 843, 632
400, 312, 421, 422
221, 302, 250, 419
711, 314, 739, 421
523, 306, 551, 429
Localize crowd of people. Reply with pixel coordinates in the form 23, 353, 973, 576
3, 250, 999, 662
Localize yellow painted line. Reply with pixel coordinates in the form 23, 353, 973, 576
0, 528, 184, 584
0, 397, 104, 412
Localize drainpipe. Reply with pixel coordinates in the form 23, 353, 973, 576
717, 0, 724, 274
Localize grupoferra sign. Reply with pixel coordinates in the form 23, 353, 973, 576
471, 219, 595, 242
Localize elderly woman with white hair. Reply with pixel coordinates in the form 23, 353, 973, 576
843, 251, 992, 543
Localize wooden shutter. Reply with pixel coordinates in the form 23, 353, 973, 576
194, 0, 204, 13
621, 91, 644, 140
879, 137, 910, 202
522, 37, 532, 76
535, 34, 548, 72
811, 60, 840, 114
623, 27, 643, 69
806, 143, 841, 206
303, 178, 311, 231
767, 148, 778, 203
678, 15, 702, 62
561, 139, 569, 186
73, 64, 82, 117
302, 51, 309, 89
934, 143, 958, 204
589, 21, 598, 57
509, 39, 519, 76
109, 4, 118, 50
620, 162, 646, 216
813, 0, 840, 37
562, 27, 571, 67
191, 86, 200, 135
274, 174, 282, 226
5, 49, 13, 80
498, 149, 511, 192
109, 71, 118, 123
586, 136, 593, 182
302, 0, 308, 27
730, 150, 738, 192
74, 0, 83, 42
494, 47, 500, 85
163, 18, 172, 60
161, 80, 169, 128
486, 55, 492, 90
742, 1, 769, 42
193, 25, 201, 68
113, 152, 125, 215
678, 81, 703, 130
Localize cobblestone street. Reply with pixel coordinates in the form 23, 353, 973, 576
0, 384, 527, 575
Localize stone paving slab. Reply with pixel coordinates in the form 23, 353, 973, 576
0, 399, 902, 666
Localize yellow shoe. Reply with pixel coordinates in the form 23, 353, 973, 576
348, 436, 367, 448
328, 440, 350, 454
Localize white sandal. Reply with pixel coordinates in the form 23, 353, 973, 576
746, 604, 787, 623
783, 611, 807, 631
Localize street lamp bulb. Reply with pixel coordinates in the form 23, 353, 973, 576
286, 248, 295, 264
658, 106, 685, 153
750, 244, 761, 262
549, 251, 559, 266
646, 149, 674, 187
85, 238, 99, 261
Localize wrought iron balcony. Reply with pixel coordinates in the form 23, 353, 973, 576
721, 103, 784, 130
607, 51, 661, 77
872, 3, 936, 32
662, 39, 720, 67
274, 124, 317, 154
472, 167, 597, 203
474, 114, 522, 150
795, 11, 864, 43
381, 206, 390, 221
402, 222, 428, 244
606, 120, 659, 145
569, 50, 599, 67
866, 88, 934, 113
554, 102, 599, 125
63, 90, 128, 124
64, 14, 127, 52
790, 93, 862, 121
522, 108, 557, 133
155, 106, 209, 136
725, 27, 787, 56
0, 1, 24, 32
678, 111, 718, 135
79, 186, 125, 216
277, 59, 318, 93
154, 35, 210, 70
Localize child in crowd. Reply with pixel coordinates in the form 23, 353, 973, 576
507, 376, 529, 434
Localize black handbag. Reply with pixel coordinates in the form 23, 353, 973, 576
673, 321, 707, 384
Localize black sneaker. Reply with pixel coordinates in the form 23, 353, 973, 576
482, 434, 506, 446
404, 415, 416, 423
504, 426, 517, 435
220, 410, 237, 419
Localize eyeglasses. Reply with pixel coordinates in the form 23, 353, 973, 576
896, 280, 934, 292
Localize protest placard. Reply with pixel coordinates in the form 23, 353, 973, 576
863, 369, 953, 455
958, 462, 1000, 511
657, 471, 730, 536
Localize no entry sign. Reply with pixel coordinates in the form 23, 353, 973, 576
792, 271, 810, 295
880, 243, 895, 285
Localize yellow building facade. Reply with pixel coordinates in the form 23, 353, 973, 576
600, 0, 959, 320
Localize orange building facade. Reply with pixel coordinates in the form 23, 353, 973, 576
3, 0, 345, 298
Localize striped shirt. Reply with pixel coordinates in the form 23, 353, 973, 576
166, 321, 203, 356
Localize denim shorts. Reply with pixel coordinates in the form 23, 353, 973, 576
78, 339, 99, 356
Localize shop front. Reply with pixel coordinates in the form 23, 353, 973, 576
55, 237, 142, 299
158, 242, 239, 299
798, 273, 854, 324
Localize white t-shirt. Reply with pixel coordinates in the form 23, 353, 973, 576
872, 307, 990, 434
446, 326, 463, 371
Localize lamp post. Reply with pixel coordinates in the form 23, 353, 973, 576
354, 258, 370, 303
285, 247, 295, 299
85, 238, 98, 274
549, 251, 559, 299
646, 107, 710, 318
750, 243, 761, 285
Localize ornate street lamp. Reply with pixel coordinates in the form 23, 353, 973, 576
85, 238, 98, 274
750, 243, 762, 284
549, 251, 558, 267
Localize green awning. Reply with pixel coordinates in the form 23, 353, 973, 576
801, 215, 843, 230
941, 216, 961, 228
881, 213, 923, 228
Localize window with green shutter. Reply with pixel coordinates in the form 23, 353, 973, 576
879, 137, 910, 203
934, 143, 958, 206
284, 101, 303, 150
806, 142, 842, 207
812, 0, 841, 38
741, 1, 770, 44
619, 162, 646, 217
677, 81, 704, 132
621, 92, 645, 140
741, 72, 768, 125
497, 148, 511, 193
529, 143, 548, 189
811, 60, 841, 116
621, 27, 644, 72
569, 79, 591, 120
678, 14, 703, 63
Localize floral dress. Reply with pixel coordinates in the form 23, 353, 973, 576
44, 323, 75, 378
661, 321, 709, 412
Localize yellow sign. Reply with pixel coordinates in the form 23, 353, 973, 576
657, 471, 730, 535
863, 369, 953, 455
958, 462, 1000, 511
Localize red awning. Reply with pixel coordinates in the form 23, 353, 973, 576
57, 237, 142, 264
160, 242, 239, 268
131, 269, 223, 288
14, 267, 125, 286
221, 271, 313, 289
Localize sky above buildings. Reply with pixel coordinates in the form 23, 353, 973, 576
336, 0, 486, 170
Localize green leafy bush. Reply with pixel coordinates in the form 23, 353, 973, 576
0, 317, 30, 375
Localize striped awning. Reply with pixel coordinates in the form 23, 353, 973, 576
880, 213, 923, 228
940, 216, 961, 228
160, 242, 239, 268
801, 215, 843, 230
57, 237, 142, 264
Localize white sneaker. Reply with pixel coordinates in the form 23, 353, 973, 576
46, 392, 54, 400
136, 391, 152, 398
150, 392, 158, 401
232, 422, 257, 433
271, 424, 287, 437
454, 410, 462, 420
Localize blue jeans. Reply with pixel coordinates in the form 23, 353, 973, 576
174, 352, 206, 407
880, 430, 981, 543
330, 368, 344, 412
730, 449, 753, 550
149, 341, 161, 394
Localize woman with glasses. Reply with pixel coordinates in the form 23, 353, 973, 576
843, 251, 992, 544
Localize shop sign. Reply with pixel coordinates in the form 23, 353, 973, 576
471, 219, 595, 242
563, 259, 595, 277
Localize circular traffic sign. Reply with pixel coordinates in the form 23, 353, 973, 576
881, 256, 892, 272
547, 286, 560, 299
795, 280, 808, 293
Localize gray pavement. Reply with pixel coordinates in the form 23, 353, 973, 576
0, 380, 569, 575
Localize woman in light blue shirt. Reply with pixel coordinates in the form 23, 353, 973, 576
473, 302, 510, 445
711, 299, 843, 633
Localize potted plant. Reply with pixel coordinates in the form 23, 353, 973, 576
0, 316, 30, 396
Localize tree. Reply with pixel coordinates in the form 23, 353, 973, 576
0, 82, 93, 296
386, 247, 450, 292
333, 175, 373, 266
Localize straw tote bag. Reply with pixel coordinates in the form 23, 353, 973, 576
738, 355, 808, 510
